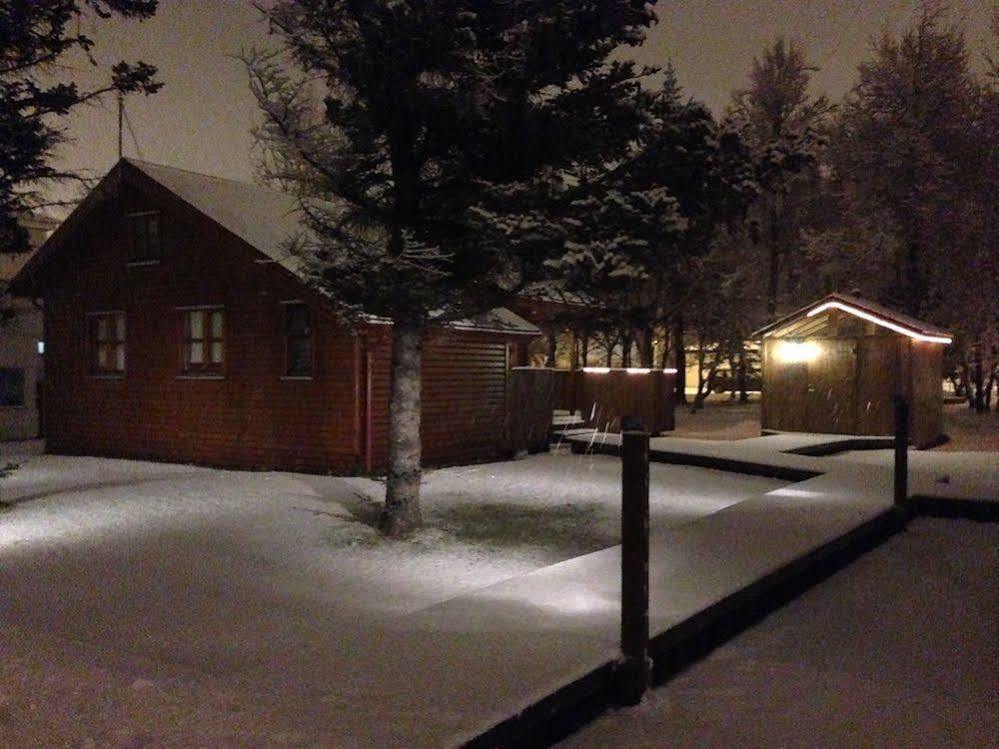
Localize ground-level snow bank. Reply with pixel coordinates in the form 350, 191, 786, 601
559, 517, 999, 748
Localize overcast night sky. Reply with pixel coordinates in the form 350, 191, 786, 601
51, 0, 993, 202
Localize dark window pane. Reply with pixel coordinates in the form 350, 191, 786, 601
129, 212, 160, 262
286, 305, 310, 335
0, 368, 26, 407
287, 337, 312, 376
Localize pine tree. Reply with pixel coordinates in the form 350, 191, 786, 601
832, 4, 996, 410
247, 1, 658, 536
0, 0, 161, 256
546, 65, 756, 375
726, 38, 831, 316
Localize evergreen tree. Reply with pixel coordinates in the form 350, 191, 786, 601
726, 38, 831, 316
247, 1, 658, 536
832, 4, 996, 410
0, 0, 161, 256
547, 65, 756, 375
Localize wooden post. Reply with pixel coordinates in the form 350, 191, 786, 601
619, 430, 651, 705
893, 395, 909, 507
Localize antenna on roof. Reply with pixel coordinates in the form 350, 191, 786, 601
116, 91, 145, 161
117, 91, 123, 159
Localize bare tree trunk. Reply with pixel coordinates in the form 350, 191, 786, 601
974, 343, 985, 414
673, 315, 686, 404
738, 344, 749, 403
381, 323, 423, 537
959, 361, 975, 409
546, 328, 558, 368
766, 205, 780, 316
639, 328, 654, 368
690, 343, 716, 412
580, 329, 589, 369
658, 328, 670, 370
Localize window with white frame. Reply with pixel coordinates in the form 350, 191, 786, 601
89, 312, 126, 375
180, 307, 224, 375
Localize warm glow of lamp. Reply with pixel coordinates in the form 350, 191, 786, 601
805, 301, 952, 344
776, 340, 820, 363
626, 367, 651, 374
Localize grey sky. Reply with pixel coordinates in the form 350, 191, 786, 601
52, 0, 994, 196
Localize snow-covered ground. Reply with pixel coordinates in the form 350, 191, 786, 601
0, 450, 781, 746
559, 518, 999, 748
673, 398, 999, 452
0, 431, 993, 746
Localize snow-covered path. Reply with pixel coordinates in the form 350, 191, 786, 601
558, 518, 999, 748
0, 434, 994, 746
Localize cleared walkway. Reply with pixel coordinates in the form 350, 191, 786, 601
457, 432, 996, 746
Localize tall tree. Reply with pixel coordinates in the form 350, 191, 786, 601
726, 38, 831, 317
547, 65, 756, 375
833, 6, 977, 316
0, 0, 161, 256
247, 1, 658, 536
831, 4, 996, 410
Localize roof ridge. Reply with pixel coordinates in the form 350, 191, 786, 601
122, 158, 295, 201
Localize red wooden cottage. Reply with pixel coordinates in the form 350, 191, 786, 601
10, 159, 540, 474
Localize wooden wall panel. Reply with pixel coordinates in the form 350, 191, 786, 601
805, 339, 856, 434
40, 178, 363, 474
909, 342, 944, 447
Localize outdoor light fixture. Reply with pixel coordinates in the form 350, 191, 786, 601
662, 368, 679, 374
806, 301, 952, 344
776, 340, 820, 364
582, 367, 611, 374
626, 367, 651, 374
37, 341, 45, 354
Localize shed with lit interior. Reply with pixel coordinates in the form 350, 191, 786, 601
752, 293, 951, 448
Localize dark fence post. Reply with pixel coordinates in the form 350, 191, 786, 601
893, 395, 909, 508
619, 429, 650, 705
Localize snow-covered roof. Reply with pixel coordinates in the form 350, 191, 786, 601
753, 292, 952, 344
125, 158, 310, 277
14, 159, 539, 338
448, 307, 540, 336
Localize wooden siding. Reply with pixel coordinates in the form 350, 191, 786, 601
761, 330, 944, 446
40, 178, 362, 473
508, 369, 675, 438
37, 171, 523, 474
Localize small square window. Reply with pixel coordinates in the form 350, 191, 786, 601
181, 308, 224, 375
89, 312, 126, 375
0, 368, 26, 407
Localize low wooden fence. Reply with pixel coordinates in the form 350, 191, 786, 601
507, 368, 675, 453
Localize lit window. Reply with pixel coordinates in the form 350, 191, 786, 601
0, 368, 26, 407
127, 211, 161, 263
181, 308, 224, 375
89, 312, 126, 375
285, 304, 313, 377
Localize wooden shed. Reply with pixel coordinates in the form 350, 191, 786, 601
753, 293, 951, 448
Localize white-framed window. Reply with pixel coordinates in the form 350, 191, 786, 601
180, 307, 225, 375
88, 311, 126, 375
